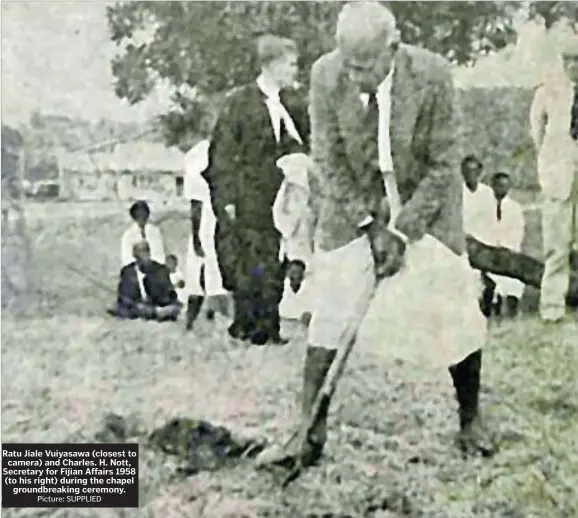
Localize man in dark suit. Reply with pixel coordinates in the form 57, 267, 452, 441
256, 2, 495, 470
108, 241, 182, 322
203, 33, 309, 346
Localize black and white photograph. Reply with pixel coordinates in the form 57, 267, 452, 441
1, 1, 577, 516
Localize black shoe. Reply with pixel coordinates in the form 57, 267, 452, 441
227, 322, 249, 341
449, 349, 497, 458
268, 334, 289, 345
185, 295, 204, 331
249, 330, 269, 346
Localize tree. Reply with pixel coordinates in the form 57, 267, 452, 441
528, 1, 578, 30
106, 1, 530, 147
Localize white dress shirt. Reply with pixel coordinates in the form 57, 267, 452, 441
464, 184, 525, 298
136, 267, 147, 301
463, 183, 497, 243
256, 75, 303, 145
359, 65, 407, 243
121, 223, 165, 267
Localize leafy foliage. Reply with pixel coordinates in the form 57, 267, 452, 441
528, 1, 578, 30
458, 87, 539, 191
107, 1, 525, 146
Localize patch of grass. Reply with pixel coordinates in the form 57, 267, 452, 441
2, 205, 577, 518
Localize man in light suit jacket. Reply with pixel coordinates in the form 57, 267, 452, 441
530, 41, 578, 323
256, 2, 495, 470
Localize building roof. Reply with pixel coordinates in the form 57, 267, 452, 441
59, 141, 184, 174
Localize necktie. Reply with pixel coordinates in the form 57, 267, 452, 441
496, 199, 502, 222
362, 93, 386, 208
140, 225, 146, 240
570, 84, 578, 140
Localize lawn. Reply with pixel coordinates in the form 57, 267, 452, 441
1, 202, 577, 518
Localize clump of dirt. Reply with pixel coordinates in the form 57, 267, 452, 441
93, 413, 267, 478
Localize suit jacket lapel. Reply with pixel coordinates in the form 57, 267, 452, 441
337, 45, 422, 183
128, 266, 143, 303
337, 79, 370, 179
389, 46, 421, 177
252, 83, 279, 147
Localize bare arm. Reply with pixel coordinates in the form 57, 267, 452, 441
529, 85, 547, 151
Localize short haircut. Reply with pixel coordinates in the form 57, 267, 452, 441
461, 155, 482, 169
129, 200, 150, 220
133, 240, 150, 256
256, 34, 297, 67
491, 171, 510, 183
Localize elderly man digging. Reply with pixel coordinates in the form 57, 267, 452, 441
256, 1, 497, 471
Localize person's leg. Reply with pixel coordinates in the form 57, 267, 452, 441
185, 238, 206, 330
228, 227, 257, 340
540, 197, 573, 322
186, 294, 205, 330
448, 349, 496, 457
255, 236, 376, 467
260, 252, 288, 345
478, 272, 495, 318
505, 295, 519, 318
156, 303, 183, 322
242, 226, 284, 345
107, 303, 138, 320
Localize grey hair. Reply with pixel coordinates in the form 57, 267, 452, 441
336, 2, 397, 49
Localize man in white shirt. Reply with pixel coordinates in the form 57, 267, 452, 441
462, 155, 495, 237
530, 41, 578, 323
461, 160, 525, 317
120, 201, 165, 267
256, 2, 494, 471
182, 137, 230, 330
484, 172, 526, 317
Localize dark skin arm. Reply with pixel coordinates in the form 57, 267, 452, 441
190, 200, 204, 257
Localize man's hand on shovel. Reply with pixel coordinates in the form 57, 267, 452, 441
370, 224, 406, 280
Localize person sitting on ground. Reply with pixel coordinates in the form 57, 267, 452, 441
273, 152, 315, 326
120, 200, 166, 267
108, 241, 182, 321
165, 253, 187, 305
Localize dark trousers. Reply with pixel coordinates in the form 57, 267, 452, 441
108, 302, 181, 322
216, 219, 285, 340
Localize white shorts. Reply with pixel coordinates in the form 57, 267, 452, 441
308, 235, 486, 369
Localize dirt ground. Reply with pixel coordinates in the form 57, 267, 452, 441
1, 205, 577, 518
